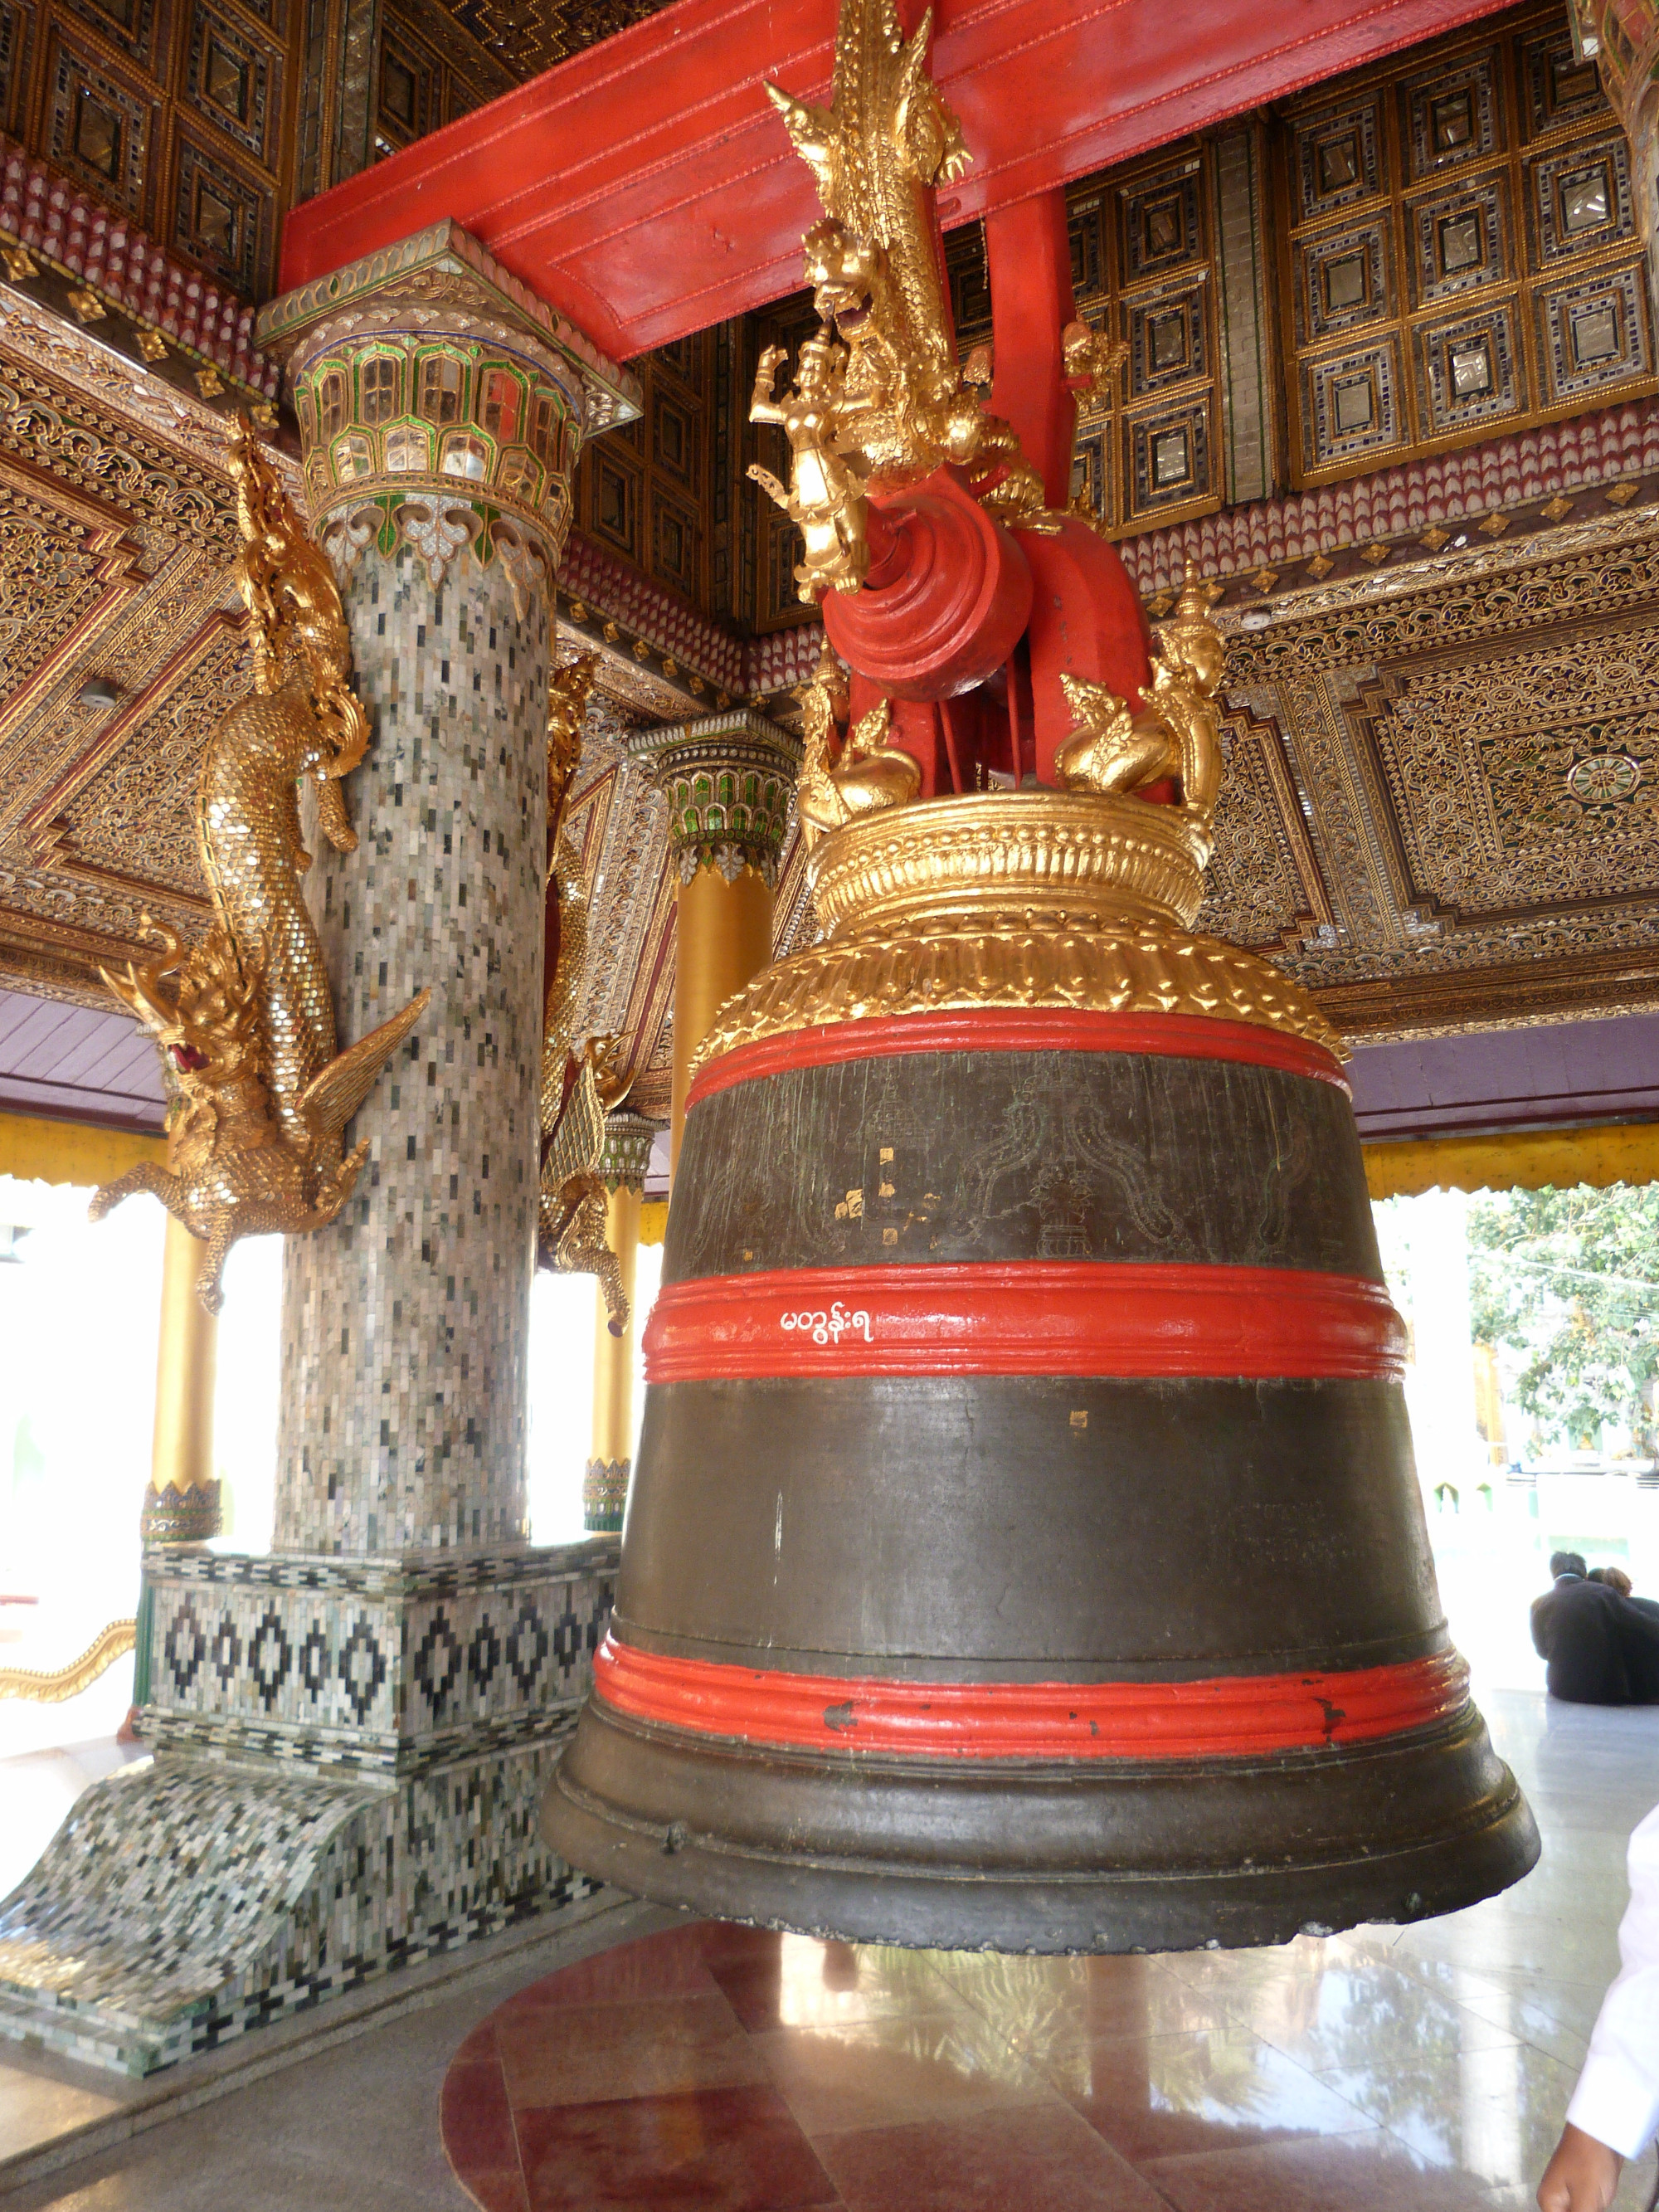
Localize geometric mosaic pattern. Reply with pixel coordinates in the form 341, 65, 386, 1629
275, 548, 549, 1558
0, 1740, 599, 2076
0, 1542, 615, 2077
143, 1544, 615, 1774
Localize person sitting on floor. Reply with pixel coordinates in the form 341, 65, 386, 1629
1533, 1553, 1659, 1705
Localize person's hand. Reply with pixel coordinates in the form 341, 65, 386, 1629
1539, 2122, 1623, 2210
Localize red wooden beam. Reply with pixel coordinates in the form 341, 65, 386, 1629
280, 0, 1511, 359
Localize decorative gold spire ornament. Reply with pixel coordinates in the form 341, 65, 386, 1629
750, 0, 1051, 602
90, 419, 431, 1312
537, 654, 631, 1335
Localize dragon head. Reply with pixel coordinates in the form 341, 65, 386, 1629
105, 918, 266, 1120
804, 218, 888, 343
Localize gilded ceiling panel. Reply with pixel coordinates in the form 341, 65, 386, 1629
1219, 509, 1659, 1032
1360, 620, 1659, 915
418, 0, 673, 82
1196, 701, 1334, 956
0, 308, 251, 996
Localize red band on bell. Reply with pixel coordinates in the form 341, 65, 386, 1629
592, 1635, 1470, 1760
643, 1262, 1405, 1383
686, 1010, 1350, 1113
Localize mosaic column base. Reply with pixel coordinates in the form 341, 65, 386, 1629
0, 1537, 618, 2076
583, 1458, 630, 1532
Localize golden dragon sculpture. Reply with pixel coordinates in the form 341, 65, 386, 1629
537, 654, 630, 1337
750, 0, 1053, 604
90, 419, 431, 1313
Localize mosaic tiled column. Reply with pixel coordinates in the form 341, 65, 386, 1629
0, 226, 645, 2077
630, 710, 800, 1168
583, 1113, 655, 1532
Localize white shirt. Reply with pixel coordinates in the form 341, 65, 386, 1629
1569, 1800, 1659, 2157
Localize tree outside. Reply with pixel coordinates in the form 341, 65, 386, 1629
1467, 1182, 1659, 1460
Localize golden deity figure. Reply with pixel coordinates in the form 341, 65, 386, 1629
747, 327, 874, 602
91, 418, 430, 1313
1055, 572, 1228, 855
537, 654, 631, 1336
758, 0, 1053, 602
795, 641, 920, 843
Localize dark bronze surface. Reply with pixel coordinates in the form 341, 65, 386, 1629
618, 1376, 1442, 1679
542, 1029, 1540, 1951
548, 1700, 1535, 1951
669, 1050, 1379, 1282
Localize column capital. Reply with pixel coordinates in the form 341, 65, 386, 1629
253, 220, 642, 596
629, 709, 801, 886
598, 1111, 659, 1195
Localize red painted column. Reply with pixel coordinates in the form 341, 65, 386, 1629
985, 188, 1078, 509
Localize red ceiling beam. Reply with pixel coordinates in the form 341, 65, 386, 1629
280, 0, 1511, 361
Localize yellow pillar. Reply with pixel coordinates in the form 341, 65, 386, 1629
671, 865, 775, 1165
630, 710, 801, 1173
142, 1209, 221, 1545
584, 1182, 642, 1532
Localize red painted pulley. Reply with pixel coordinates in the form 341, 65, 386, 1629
822, 468, 1034, 701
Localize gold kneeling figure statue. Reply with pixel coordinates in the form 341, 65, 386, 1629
795, 644, 920, 845
747, 326, 876, 603
1056, 573, 1227, 843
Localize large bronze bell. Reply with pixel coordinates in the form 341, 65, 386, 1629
542, 762, 1540, 1952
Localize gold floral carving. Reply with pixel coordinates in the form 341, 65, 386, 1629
811, 789, 1213, 933
90, 423, 431, 1311
695, 910, 1343, 1068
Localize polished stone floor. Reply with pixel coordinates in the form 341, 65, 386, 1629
4, 1687, 1658, 2209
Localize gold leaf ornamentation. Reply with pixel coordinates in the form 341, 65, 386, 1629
90, 418, 430, 1312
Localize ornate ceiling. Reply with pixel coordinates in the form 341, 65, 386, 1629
4, 235, 1659, 1138
418, 0, 676, 81
1202, 509, 1659, 1034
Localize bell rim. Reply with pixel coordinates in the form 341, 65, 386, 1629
543, 1695, 1542, 1954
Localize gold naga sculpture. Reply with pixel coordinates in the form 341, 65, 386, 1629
748, 0, 1051, 604
91, 420, 430, 1313
795, 641, 922, 843
1055, 572, 1228, 856
536, 654, 630, 1337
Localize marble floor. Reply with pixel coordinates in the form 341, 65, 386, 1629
3, 1685, 1657, 2210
